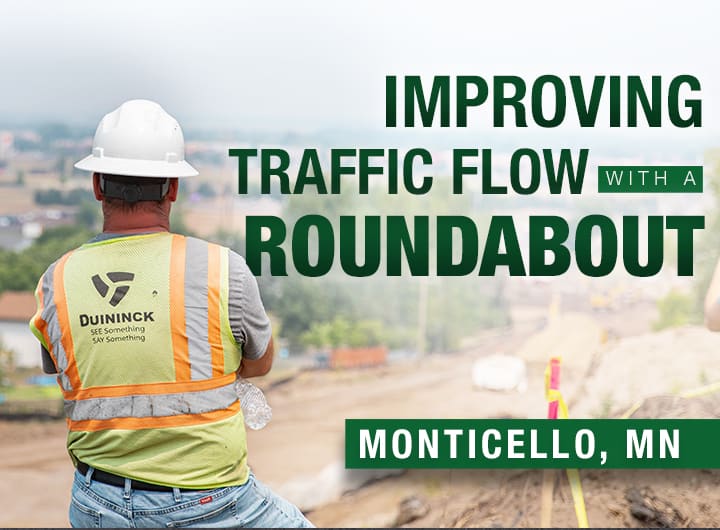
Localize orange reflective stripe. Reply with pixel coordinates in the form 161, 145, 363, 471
31, 280, 53, 358
64, 372, 236, 400
207, 244, 224, 377
54, 252, 82, 389
67, 400, 240, 432
170, 235, 191, 381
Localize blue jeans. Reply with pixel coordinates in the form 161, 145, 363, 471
69, 467, 314, 528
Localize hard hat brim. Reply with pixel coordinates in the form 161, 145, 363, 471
74, 154, 198, 178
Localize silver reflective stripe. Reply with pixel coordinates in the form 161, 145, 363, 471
184, 237, 212, 380
58, 373, 72, 391
227, 251, 245, 345
41, 261, 73, 392
64, 381, 238, 421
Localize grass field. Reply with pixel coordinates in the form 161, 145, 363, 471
0, 384, 62, 402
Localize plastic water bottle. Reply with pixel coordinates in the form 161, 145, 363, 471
234, 378, 272, 430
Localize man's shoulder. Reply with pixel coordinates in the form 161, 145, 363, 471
181, 234, 231, 252
39, 247, 79, 277
177, 234, 249, 268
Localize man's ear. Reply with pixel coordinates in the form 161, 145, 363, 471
167, 178, 179, 202
92, 173, 103, 201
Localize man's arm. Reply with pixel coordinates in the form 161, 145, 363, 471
238, 336, 274, 378
227, 250, 274, 376
705, 259, 720, 331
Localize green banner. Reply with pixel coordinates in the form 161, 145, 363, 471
597, 166, 702, 193
345, 419, 720, 469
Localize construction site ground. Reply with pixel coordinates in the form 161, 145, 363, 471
2, 299, 720, 527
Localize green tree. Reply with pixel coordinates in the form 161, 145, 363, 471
347, 320, 386, 347
653, 290, 695, 331
0, 225, 93, 294
170, 206, 194, 237
76, 200, 101, 231
301, 318, 388, 349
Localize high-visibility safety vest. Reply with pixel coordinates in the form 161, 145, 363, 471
29, 232, 250, 489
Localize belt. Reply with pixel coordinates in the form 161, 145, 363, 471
76, 461, 198, 492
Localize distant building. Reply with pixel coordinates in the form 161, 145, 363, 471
0, 291, 39, 368
0, 131, 13, 160
21, 221, 43, 240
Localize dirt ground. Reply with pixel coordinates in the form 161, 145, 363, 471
2, 302, 719, 527
307, 468, 720, 528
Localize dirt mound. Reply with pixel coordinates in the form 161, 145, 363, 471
308, 467, 720, 528
626, 393, 720, 419
515, 312, 606, 373
572, 326, 720, 418
625, 486, 689, 527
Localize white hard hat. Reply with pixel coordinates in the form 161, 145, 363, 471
74, 99, 198, 178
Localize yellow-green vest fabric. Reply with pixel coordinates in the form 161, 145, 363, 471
29, 232, 249, 489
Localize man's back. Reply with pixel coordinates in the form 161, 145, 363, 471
31, 232, 265, 489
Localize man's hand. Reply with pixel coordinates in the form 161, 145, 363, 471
238, 336, 274, 378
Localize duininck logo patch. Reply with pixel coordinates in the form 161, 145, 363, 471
91, 271, 135, 307
79, 311, 154, 327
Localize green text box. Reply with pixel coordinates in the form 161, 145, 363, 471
345, 419, 720, 469
598, 166, 702, 193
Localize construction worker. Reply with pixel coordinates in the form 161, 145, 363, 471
29, 100, 313, 528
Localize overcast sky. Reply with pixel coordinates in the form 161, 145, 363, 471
1, 0, 718, 136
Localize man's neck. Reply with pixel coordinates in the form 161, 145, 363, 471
102, 218, 170, 234
102, 226, 168, 234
